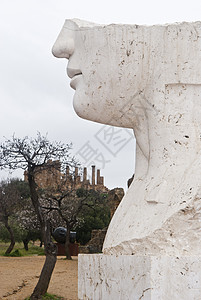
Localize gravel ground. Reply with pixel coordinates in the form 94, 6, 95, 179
0, 256, 78, 300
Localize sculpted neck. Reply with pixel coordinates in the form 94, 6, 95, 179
134, 84, 201, 185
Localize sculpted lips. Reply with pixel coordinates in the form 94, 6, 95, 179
67, 67, 82, 90
70, 73, 82, 90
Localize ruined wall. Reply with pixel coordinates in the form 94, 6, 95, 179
108, 188, 125, 217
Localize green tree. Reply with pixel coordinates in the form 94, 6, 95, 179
74, 189, 110, 245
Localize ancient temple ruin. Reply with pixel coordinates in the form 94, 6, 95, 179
24, 160, 108, 192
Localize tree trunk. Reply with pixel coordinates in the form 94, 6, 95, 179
30, 242, 57, 299
4, 216, 15, 255
28, 171, 58, 299
23, 239, 29, 251
65, 226, 72, 260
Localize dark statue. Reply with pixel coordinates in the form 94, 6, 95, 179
52, 227, 76, 244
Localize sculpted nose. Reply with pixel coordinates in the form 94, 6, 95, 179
52, 28, 74, 59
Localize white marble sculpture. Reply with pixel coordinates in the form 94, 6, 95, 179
52, 19, 201, 256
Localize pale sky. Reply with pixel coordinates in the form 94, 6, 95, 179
0, 0, 201, 190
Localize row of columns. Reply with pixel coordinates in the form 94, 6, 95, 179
66, 165, 104, 186
91, 165, 104, 185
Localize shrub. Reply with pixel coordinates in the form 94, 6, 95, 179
4, 249, 22, 257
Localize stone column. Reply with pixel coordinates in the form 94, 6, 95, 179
91, 165, 95, 185
66, 166, 70, 176
83, 167, 87, 183
100, 176, 104, 186
75, 166, 78, 184
76, 176, 81, 184
97, 169, 100, 185
66, 165, 72, 184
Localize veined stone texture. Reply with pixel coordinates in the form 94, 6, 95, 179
53, 20, 201, 256
78, 254, 201, 300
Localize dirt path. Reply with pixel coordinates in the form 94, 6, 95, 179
0, 256, 78, 300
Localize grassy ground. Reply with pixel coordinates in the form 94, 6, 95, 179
0, 241, 45, 256
25, 292, 64, 299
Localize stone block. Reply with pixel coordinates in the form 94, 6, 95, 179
78, 254, 201, 300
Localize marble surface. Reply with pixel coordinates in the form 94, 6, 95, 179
78, 254, 201, 300
53, 20, 201, 255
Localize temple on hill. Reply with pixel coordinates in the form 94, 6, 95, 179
24, 160, 108, 192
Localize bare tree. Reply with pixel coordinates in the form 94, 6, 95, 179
0, 179, 20, 254
0, 132, 76, 299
